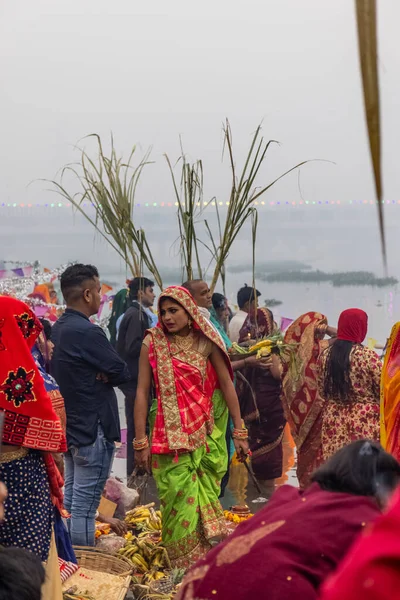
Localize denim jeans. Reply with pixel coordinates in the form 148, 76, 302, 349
64, 424, 115, 546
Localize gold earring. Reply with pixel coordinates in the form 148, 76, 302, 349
188, 318, 192, 329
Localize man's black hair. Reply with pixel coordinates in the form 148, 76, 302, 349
0, 547, 45, 600
128, 277, 154, 300
237, 284, 261, 310
60, 264, 99, 303
212, 293, 226, 310
312, 439, 400, 498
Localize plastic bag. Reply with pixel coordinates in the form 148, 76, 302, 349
103, 477, 139, 519
96, 534, 126, 553
127, 467, 149, 505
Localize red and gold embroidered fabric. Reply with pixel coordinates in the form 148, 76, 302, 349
0, 296, 66, 452
147, 286, 232, 454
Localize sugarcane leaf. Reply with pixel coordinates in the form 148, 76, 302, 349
42, 134, 162, 286
355, 0, 385, 266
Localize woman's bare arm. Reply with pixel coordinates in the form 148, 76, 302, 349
134, 344, 152, 439
269, 354, 283, 380
133, 344, 152, 472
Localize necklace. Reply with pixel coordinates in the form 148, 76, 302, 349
173, 331, 194, 352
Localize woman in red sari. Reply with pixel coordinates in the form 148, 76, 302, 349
281, 312, 336, 488
176, 440, 400, 600
134, 286, 248, 568
0, 296, 66, 561
320, 485, 400, 600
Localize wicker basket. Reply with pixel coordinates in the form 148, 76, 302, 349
65, 546, 132, 600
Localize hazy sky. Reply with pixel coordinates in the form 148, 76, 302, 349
2, 0, 400, 204
2, 0, 400, 281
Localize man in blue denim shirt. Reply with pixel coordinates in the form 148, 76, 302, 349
51, 264, 130, 546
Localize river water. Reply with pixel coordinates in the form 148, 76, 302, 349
2, 202, 400, 343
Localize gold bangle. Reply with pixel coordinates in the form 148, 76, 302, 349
133, 436, 149, 451
232, 427, 249, 440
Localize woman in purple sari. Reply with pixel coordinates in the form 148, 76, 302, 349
237, 308, 285, 484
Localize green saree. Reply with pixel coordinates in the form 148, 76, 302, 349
150, 390, 228, 568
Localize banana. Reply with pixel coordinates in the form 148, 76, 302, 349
131, 553, 149, 571
257, 346, 272, 358
151, 547, 167, 568
126, 545, 140, 558
149, 507, 161, 523
119, 544, 133, 556
154, 571, 166, 580
130, 516, 151, 523
249, 339, 273, 352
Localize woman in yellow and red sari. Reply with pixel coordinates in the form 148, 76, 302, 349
134, 286, 249, 568
381, 322, 400, 461
281, 312, 336, 489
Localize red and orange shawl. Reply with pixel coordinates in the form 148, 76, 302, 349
146, 286, 232, 455
282, 312, 328, 488
381, 322, 400, 460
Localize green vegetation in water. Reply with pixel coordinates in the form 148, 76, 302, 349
228, 260, 312, 274
264, 298, 283, 307
261, 270, 398, 288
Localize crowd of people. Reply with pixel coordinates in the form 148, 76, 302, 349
1, 262, 400, 598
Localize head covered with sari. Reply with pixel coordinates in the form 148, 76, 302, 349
337, 308, 368, 344
282, 311, 327, 487
238, 307, 274, 343
147, 286, 231, 455
0, 295, 66, 452
381, 322, 400, 460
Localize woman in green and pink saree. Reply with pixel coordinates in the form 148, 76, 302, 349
134, 286, 248, 568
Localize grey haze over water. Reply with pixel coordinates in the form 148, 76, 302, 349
2, 0, 400, 342
1, 204, 400, 342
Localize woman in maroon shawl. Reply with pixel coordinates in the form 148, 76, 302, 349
237, 308, 284, 484
320, 486, 400, 600
176, 440, 400, 600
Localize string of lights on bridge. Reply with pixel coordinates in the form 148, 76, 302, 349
1, 199, 398, 209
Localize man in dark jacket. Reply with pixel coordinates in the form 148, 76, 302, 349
116, 277, 155, 476
51, 264, 130, 546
